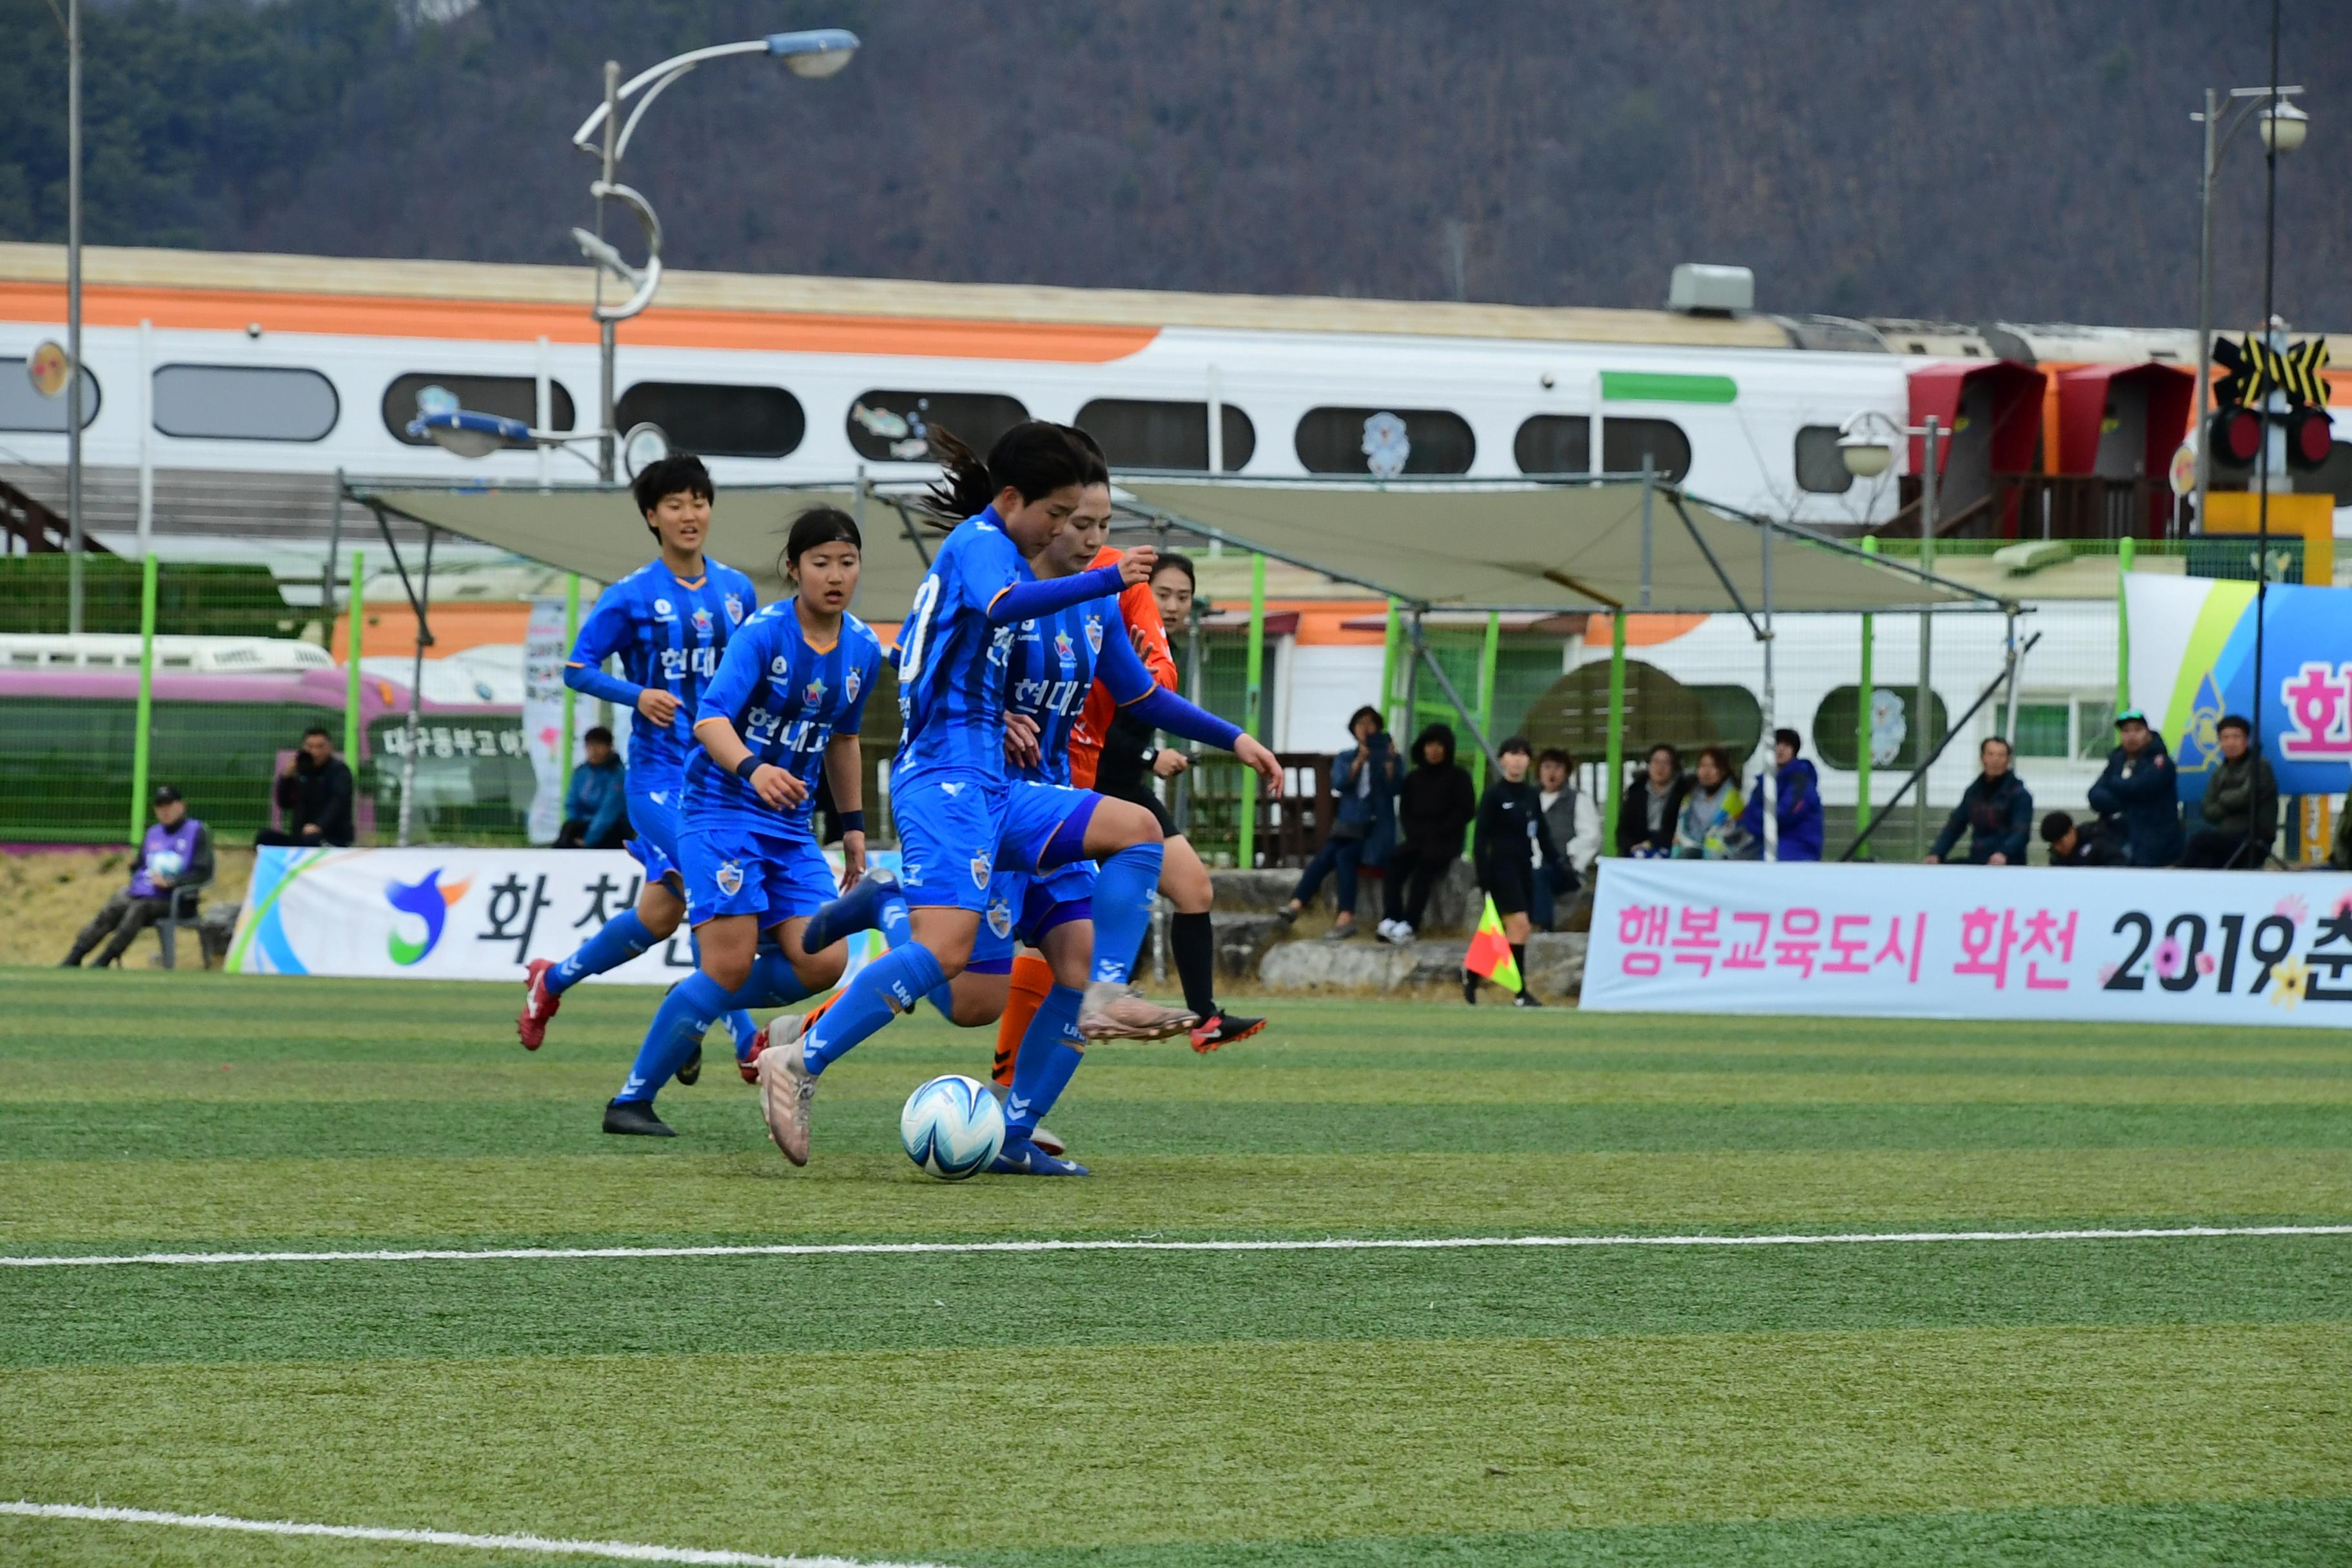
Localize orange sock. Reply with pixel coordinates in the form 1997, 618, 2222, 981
994, 952, 1054, 1087
797, 990, 842, 1034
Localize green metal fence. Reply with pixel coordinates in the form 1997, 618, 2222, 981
0, 556, 318, 639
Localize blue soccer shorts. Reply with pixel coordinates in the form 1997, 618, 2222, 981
895, 774, 1100, 914
625, 781, 685, 887
678, 825, 837, 928
968, 860, 1097, 973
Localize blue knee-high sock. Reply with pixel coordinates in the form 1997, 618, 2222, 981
800, 943, 946, 1076
683, 931, 758, 1054
1004, 985, 1085, 1139
614, 971, 734, 1106
801, 874, 911, 954
926, 981, 959, 1023
1089, 843, 1164, 986
549, 909, 654, 995
728, 949, 816, 1013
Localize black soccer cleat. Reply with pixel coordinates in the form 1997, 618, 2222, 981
1513, 992, 1544, 1008
602, 1099, 677, 1137
1189, 1010, 1267, 1053
674, 1044, 703, 1087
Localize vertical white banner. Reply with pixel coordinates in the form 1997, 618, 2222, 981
522, 598, 570, 845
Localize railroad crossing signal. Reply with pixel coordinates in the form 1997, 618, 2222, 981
2209, 333, 2333, 473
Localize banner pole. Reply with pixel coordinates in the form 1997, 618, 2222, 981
2115, 535, 2135, 716
1602, 614, 1627, 854
1857, 537, 1877, 858
560, 572, 582, 790
1237, 553, 1266, 870
343, 549, 364, 770
129, 551, 157, 843
1473, 611, 1500, 793
1379, 598, 1402, 738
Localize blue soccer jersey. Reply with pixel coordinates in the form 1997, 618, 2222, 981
685, 599, 884, 840
891, 510, 1033, 787
567, 558, 759, 789
1008, 598, 1121, 788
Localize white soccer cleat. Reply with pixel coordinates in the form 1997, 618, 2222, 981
756, 1019, 816, 1166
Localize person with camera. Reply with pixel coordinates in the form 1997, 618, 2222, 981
257, 725, 354, 847
1279, 705, 1399, 940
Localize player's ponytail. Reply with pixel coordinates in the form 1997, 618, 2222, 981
779, 505, 861, 583
922, 420, 1090, 527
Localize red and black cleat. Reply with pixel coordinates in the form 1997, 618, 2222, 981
518, 958, 561, 1050
1188, 1011, 1266, 1053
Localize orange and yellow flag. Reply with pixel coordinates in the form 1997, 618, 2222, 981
1464, 895, 1521, 992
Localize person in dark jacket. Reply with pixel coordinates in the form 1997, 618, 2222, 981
2041, 811, 2115, 868
257, 726, 355, 847
2085, 709, 2182, 868
1736, 729, 1825, 861
556, 727, 630, 848
1614, 743, 1692, 858
2180, 714, 2278, 868
63, 785, 214, 966
1926, 736, 2033, 865
1280, 705, 1400, 939
1465, 736, 1558, 1006
1378, 721, 1476, 942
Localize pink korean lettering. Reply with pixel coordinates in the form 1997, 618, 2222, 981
2019, 908, 2077, 990
1954, 906, 2021, 988
2280, 662, 2352, 760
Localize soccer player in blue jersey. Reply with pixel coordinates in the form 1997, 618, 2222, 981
598, 507, 889, 1136
517, 455, 760, 1081
756, 422, 1280, 1170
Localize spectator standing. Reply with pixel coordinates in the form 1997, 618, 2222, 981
2086, 710, 2182, 868
1465, 737, 1558, 1006
2180, 714, 2278, 869
1672, 745, 1748, 859
258, 725, 355, 847
61, 785, 212, 967
1736, 729, 1824, 861
1926, 736, 2033, 865
2333, 787, 2352, 872
1279, 705, 1398, 939
2041, 811, 2114, 868
1532, 747, 1600, 930
1614, 743, 1691, 858
557, 726, 630, 849
1378, 722, 1475, 944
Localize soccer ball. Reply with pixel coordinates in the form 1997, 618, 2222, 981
899, 1074, 1006, 1181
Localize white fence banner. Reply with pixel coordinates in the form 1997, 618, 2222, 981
522, 598, 570, 845
226, 845, 896, 986
1584, 859, 2352, 1029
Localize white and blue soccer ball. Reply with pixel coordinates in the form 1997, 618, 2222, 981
899, 1074, 1006, 1181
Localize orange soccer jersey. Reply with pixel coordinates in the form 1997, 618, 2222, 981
1067, 545, 1179, 789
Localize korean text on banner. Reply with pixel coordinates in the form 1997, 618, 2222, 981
1585, 858, 2352, 1029
2126, 574, 2352, 797
226, 846, 896, 988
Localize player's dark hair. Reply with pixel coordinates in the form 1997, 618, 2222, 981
1774, 727, 1803, 754
781, 505, 861, 581
1498, 734, 1532, 758
302, 724, 331, 742
583, 725, 614, 746
1152, 551, 1197, 590
1060, 423, 1111, 486
2040, 810, 2075, 844
923, 420, 1090, 523
632, 454, 714, 529
2217, 712, 2251, 738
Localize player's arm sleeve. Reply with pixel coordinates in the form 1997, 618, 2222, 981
986, 564, 1126, 625
1095, 606, 1244, 749
565, 595, 643, 706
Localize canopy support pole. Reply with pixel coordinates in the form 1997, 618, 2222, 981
1408, 618, 1500, 780
1638, 460, 1654, 611
344, 549, 364, 803
1857, 537, 1877, 858
1473, 611, 1500, 792
1761, 499, 1779, 861
1602, 615, 1627, 854
1667, 494, 1764, 640
2000, 605, 2023, 741
560, 572, 582, 801
1842, 632, 2042, 862
1237, 553, 1267, 870
1379, 598, 1402, 740
372, 509, 436, 849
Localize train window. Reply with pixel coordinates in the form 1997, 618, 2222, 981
1512, 415, 1591, 475
1793, 426, 1854, 493
846, 391, 1028, 462
0, 360, 99, 431
617, 382, 805, 460
1295, 407, 1475, 475
1811, 685, 1950, 771
1601, 417, 1692, 482
1073, 398, 1255, 472
382, 373, 576, 446
153, 365, 339, 442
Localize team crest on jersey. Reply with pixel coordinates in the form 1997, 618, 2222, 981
691, 607, 714, 636
970, 850, 993, 890
844, 667, 861, 703
652, 597, 674, 619
1084, 615, 1104, 654
803, 676, 827, 709
1054, 629, 1075, 664
714, 861, 743, 897
723, 593, 744, 624
986, 897, 1014, 939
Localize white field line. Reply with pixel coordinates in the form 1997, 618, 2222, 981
3, 1224, 2347, 1269
0, 1501, 962, 1567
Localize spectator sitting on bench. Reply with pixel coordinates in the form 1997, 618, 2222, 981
61, 785, 212, 968
556, 726, 631, 849
1925, 736, 2033, 865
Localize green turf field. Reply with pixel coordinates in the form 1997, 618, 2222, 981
3, 969, 2348, 1566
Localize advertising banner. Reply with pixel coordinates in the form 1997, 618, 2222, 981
1585, 858, 2352, 1029
522, 598, 569, 845
225, 845, 896, 986
2126, 574, 2352, 797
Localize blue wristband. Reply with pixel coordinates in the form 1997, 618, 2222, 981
838, 810, 866, 835
734, 754, 764, 783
